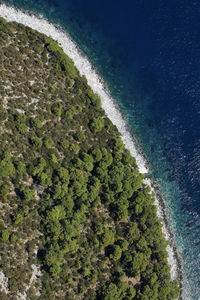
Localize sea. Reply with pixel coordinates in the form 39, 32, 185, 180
0, 0, 200, 299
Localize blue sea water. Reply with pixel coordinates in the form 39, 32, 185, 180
1, 0, 200, 299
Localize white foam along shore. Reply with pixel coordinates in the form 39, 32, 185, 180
0, 3, 181, 283
143, 178, 181, 282
0, 3, 148, 174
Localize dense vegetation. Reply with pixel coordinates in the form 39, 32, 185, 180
0, 17, 179, 299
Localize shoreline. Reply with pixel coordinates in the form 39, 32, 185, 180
144, 178, 183, 288
0, 2, 182, 295
0, 2, 148, 174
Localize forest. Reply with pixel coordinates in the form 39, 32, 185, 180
0, 17, 180, 299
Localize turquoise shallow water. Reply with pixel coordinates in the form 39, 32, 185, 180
1, 1, 200, 299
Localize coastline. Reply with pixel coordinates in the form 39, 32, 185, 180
0, 2, 148, 174
0, 2, 182, 295
144, 178, 183, 286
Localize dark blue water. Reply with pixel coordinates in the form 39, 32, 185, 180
2, 0, 200, 298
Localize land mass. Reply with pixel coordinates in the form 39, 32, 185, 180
0, 18, 179, 299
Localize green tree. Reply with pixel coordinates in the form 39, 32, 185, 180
30, 117, 43, 129
101, 228, 115, 247
20, 187, 35, 202
17, 123, 28, 134
89, 117, 104, 133
0, 151, 15, 178
91, 147, 102, 162
81, 153, 94, 172
51, 103, 62, 117
30, 136, 42, 148
110, 245, 122, 261
0, 229, 10, 241
47, 205, 66, 222
44, 137, 54, 149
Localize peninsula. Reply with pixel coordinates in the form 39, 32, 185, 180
0, 17, 180, 299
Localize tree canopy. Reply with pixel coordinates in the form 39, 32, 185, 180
0, 18, 180, 299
